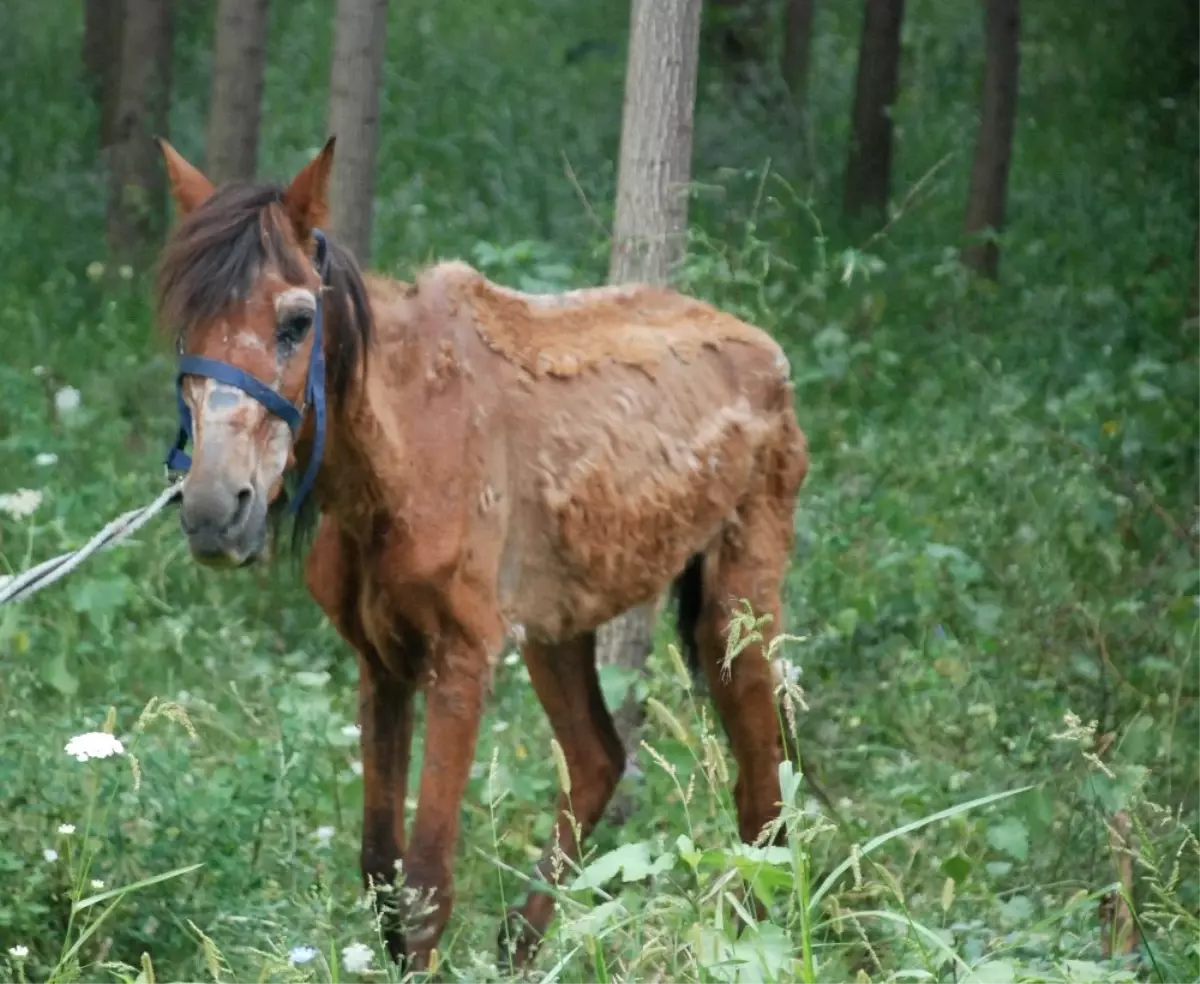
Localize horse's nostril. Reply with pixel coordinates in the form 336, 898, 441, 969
228, 486, 254, 532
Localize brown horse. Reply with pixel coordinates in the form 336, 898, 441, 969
152, 137, 809, 970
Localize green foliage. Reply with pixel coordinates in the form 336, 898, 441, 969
0, 0, 1196, 980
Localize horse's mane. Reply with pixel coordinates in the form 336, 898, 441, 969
154, 181, 374, 559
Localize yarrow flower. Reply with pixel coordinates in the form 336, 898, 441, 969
64, 731, 125, 762
91, 879, 104, 889
54, 385, 82, 416
8, 945, 28, 959
312, 825, 335, 848
341, 942, 373, 974
340, 723, 361, 738
35, 452, 58, 467
288, 945, 318, 966
57, 823, 75, 835
43, 848, 58, 862
0, 488, 43, 520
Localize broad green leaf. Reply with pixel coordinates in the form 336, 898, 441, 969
571, 841, 672, 890
41, 650, 78, 696
962, 959, 1017, 983
940, 853, 971, 883
986, 817, 1029, 861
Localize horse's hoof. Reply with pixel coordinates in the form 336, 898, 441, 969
496, 907, 538, 973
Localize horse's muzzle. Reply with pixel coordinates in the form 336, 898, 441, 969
179, 477, 266, 567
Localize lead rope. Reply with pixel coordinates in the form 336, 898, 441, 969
0, 479, 184, 606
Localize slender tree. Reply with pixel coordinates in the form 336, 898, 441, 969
83, 0, 125, 147
326, 0, 390, 267
843, 0, 906, 218
106, 0, 174, 265
205, 0, 271, 185
961, 0, 1021, 279
597, 0, 703, 815
1190, 218, 1199, 320
781, 0, 815, 106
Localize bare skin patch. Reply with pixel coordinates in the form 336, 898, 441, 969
463, 272, 785, 380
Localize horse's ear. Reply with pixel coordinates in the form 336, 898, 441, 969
282, 136, 336, 241
156, 137, 215, 218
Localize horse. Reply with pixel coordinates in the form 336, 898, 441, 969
151, 136, 809, 971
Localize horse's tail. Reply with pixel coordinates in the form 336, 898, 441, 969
671, 553, 705, 684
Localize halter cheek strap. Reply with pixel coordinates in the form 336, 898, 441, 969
165, 229, 331, 516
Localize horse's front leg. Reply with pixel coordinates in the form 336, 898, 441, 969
400, 635, 488, 970
358, 653, 415, 961
304, 518, 416, 962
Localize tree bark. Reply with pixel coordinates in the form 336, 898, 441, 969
961, 0, 1021, 280
326, 0, 390, 267
704, 0, 769, 78
781, 0, 815, 105
843, 0, 906, 218
106, 0, 174, 266
1189, 216, 1199, 321
597, 0, 702, 816
84, 0, 125, 148
205, 0, 271, 185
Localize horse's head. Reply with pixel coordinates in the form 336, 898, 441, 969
154, 138, 338, 568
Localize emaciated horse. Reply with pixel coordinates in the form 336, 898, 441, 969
152, 137, 809, 970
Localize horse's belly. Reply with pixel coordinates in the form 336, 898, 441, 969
511, 392, 771, 640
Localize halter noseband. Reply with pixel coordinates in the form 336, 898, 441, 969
165, 229, 331, 516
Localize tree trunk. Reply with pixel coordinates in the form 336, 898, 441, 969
704, 0, 769, 79
843, 0, 905, 218
597, 0, 702, 820
106, 0, 174, 266
326, 0, 390, 267
961, 0, 1020, 280
781, 0, 815, 105
84, 0, 125, 148
205, 0, 271, 185
1189, 217, 1199, 321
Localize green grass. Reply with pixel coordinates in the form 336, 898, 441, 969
0, 0, 1196, 981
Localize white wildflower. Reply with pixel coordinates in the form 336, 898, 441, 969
313, 825, 335, 848
31, 365, 45, 377
0, 488, 43, 520
341, 941, 373, 974
91, 879, 104, 889
35, 452, 58, 467
340, 723, 361, 738
8, 945, 28, 959
57, 823, 75, 835
349, 760, 363, 777
503, 650, 520, 667
43, 848, 58, 863
118, 265, 133, 281
54, 386, 81, 416
289, 945, 318, 966
86, 261, 105, 281
492, 720, 510, 734
64, 731, 125, 762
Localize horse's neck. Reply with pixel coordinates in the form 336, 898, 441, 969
316, 300, 421, 537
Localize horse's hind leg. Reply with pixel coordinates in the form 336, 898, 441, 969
498, 631, 625, 969
694, 494, 797, 848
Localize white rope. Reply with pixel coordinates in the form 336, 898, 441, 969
0, 480, 185, 606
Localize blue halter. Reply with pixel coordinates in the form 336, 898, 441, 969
165, 229, 331, 516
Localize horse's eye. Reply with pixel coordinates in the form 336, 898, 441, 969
277, 310, 313, 345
